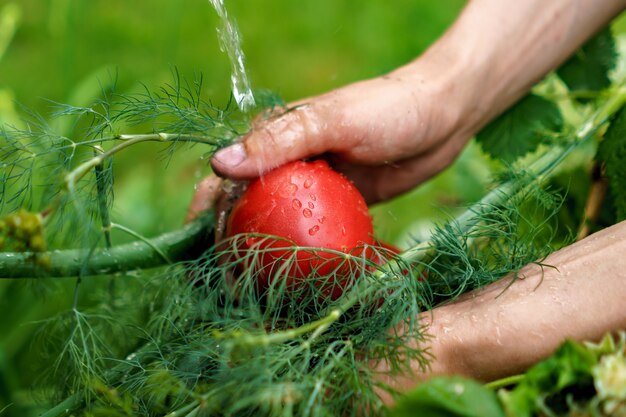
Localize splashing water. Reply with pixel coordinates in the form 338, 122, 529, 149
208, 0, 255, 112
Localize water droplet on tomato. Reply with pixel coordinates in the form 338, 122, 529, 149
303, 209, 312, 218
308, 225, 320, 236
341, 226, 347, 236
279, 183, 298, 197
308, 201, 314, 209
303, 177, 313, 188
318, 216, 326, 224
310, 193, 317, 201
292, 199, 302, 209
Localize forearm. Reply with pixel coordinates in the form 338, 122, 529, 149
375, 221, 626, 403
396, 0, 626, 136
431, 220, 626, 381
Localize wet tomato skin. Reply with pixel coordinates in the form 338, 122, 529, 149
225, 160, 374, 299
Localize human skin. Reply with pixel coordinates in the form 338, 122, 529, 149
196, 0, 626, 405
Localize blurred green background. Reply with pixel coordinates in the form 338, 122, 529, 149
1, 1, 623, 415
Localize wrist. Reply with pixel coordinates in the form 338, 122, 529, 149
395, 0, 626, 138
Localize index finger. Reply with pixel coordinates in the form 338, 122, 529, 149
211, 104, 338, 179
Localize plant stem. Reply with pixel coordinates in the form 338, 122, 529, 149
0, 212, 214, 279
577, 162, 608, 240
64, 133, 223, 193
111, 222, 173, 264
166, 400, 200, 417
484, 373, 525, 390
39, 393, 83, 417
233, 309, 342, 347
93, 146, 113, 248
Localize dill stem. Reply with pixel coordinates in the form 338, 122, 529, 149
93, 146, 113, 249
39, 393, 83, 417
111, 222, 173, 264
64, 133, 222, 193
237, 309, 343, 346
0, 212, 214, 278
484, 373, 525, 390
93, 146, 116, 299
577, 162, 608, 240
166, 400, 200, 417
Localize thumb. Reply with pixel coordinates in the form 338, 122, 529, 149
211, 105, 335, 179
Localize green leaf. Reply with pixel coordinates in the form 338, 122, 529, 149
499, 339, 598, 417
557, 28, 616, 95
476, 94, 563, 163
390, 376, 506, 417
598, 106, 626, 221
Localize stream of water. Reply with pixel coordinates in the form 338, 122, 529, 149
208, 0, 256, 112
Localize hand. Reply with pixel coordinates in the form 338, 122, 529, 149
211, 66, 472, 204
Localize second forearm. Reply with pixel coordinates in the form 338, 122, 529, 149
431, 220, 626, 382
399, 0, 626, 136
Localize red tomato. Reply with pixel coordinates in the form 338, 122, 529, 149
225, 160, 374, 300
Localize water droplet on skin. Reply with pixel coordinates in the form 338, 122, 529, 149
341, 226, 346, 236
494, 326, 503, 346
308, 201, 314, 209
279, 183, 298, 197
292, 199, 302, 209
303, 177, 313, 188
303, 209, 312, 218
308, 225, 320, 236
318, 216, 326, 224
310, 194, 317, 201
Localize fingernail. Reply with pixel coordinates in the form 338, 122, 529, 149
213, 143, 247, 167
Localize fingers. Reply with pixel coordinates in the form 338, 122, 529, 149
209, 74, 467, 205
211, 104, 337, 179
185, 175, 224, 223
335, 133, 468, 204
209, 77, 421, 179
